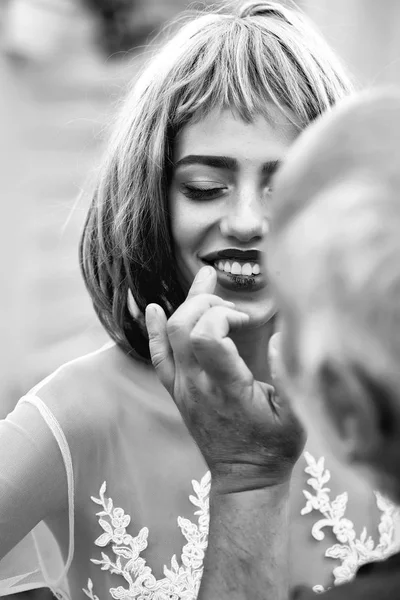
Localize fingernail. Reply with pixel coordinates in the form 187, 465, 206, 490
145, 304, 157, 320
224, 301, 236, 308
269, 332, 281, 353
195, 265, 214, 282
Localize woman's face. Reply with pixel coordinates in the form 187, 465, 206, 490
169, 107, 299, 326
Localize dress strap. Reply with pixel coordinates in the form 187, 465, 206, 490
19, 394, 75, 589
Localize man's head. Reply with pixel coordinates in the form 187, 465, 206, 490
268, 89, 400, 501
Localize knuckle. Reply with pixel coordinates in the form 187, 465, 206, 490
211, 305, 229, 317
189, 327, 209, 344
166, 316, 183, 337
149, 349, 165, 370
208, 296, 232, 308
190, 327, 219, 349
204, 305, 226, 321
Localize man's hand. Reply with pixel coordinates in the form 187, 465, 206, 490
145, 266, 305, 493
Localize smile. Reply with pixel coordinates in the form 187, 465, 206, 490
215, 260, 260, 276
200, 248, 266, 292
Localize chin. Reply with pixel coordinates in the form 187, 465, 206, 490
232, 298, 277, 329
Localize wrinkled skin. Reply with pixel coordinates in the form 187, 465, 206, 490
146, 266, 305, 493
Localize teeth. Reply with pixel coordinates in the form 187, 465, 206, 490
231, 262, 241, 275
214, 260, 261, 276
242, 263, 252, 276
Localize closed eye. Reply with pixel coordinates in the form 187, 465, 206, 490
181, 183, 227, 201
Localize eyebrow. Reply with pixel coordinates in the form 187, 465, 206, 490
175, 154, 281, 176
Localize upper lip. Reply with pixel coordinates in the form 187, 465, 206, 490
201, 249, 261, 263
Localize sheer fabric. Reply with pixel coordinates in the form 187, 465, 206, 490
0, 392, 74, 598
0, 525, 63, 596
0, 344, 399, 599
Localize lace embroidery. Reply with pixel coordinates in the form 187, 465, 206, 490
301, 451, 400, 593
84, 453, 400, 599
83, 473, 210, 600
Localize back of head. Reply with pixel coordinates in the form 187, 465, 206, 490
271, 89, 400, 234
80, 0, 353, 360
270, 88, 400, 426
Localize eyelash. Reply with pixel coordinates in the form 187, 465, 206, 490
181, 184, 274, 201
182, 185, 226, 201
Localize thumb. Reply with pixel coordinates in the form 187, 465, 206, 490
267, 333, 297, 417
187, 265, 217, 298
268, 332, 283, 382
145, 304, 175, 394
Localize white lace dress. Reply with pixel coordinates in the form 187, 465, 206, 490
83, 462, 400, 600
0, 345, 399, 599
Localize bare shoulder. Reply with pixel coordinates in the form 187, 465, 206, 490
24, 341, 174, 452
25, 343, 147, 433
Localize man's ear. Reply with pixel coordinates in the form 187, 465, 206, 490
351, 363, 399, 440
316, 359, 395, 464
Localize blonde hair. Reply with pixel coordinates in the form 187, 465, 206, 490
80, 0, 353, 360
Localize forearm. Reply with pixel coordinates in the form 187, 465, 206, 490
199, 483, 290, 600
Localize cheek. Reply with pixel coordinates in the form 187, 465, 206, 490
170, 195, 219, 259
169, 198, 211, 292
170, 197, 200, 257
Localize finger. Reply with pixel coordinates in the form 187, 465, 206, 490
268, 332, 283, 382
187, 265, 218, 298
267, 332, 294, 411
145, 303, 175, 394
266, 333, 298, 419
167, 294, 235, 366
191, 306, 250, 341
190, 306, 253, 386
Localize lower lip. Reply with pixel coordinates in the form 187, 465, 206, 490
204, 262, 267, 292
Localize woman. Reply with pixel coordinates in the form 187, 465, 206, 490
1, 2, 393, 599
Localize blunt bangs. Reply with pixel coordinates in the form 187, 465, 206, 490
160, 9, 352, 129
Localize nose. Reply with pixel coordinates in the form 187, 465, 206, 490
220, 188, 269, 243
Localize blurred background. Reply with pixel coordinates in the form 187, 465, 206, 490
1, 0, 400, 417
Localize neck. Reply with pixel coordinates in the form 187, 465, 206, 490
230, 318, 275, 384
